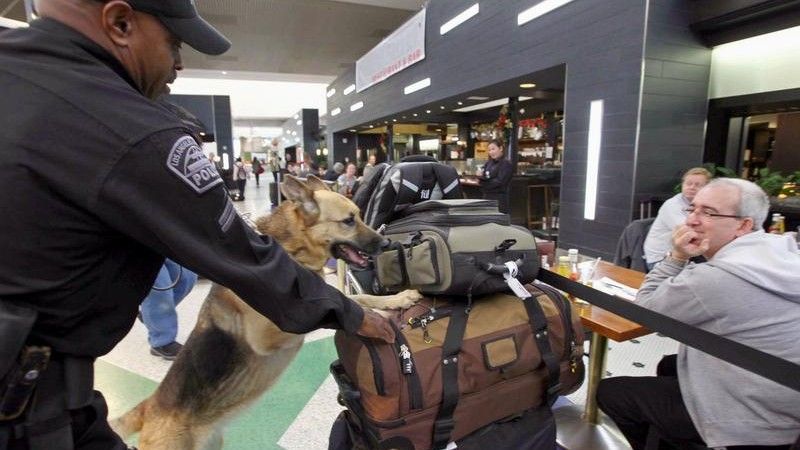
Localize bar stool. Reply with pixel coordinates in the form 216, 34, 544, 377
527, 184, 557, 229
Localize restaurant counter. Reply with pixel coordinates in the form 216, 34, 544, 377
459, 169, 561, 228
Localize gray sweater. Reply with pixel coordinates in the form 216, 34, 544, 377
637, 231, 800, 448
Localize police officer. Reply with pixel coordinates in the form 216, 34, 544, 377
0, 1, 393, 449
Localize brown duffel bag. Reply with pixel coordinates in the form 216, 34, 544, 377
331, 283, 585, 450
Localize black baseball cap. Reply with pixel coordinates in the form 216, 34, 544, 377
125, 0, 231, 55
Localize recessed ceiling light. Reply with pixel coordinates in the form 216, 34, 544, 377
402, 116, 406, 119
349, 129, 357, 132
350, 101, 364, 112
330, 107, 341, 116
518, 0, 575, 26
467, 96, 489, 101
343, 84, 356, 95
326, 88, 336, 98
457, 101, 463, 105
426, 110, 431, 113
393, 119, 397, 122
221, 71, 228, 75
413, 113, 418, 117
520, 83, 537, 88
384, 121, 388, 124
369, 125, 374, 128
440, 106, 445, 110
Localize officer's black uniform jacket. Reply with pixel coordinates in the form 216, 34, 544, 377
0, 18, 364, 357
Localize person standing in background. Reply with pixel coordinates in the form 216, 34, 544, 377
477, 139, 513, 214
233, 156, 248, 201
251, 157, 263, 187
362, 153, 378, 180
643, 167, 712, 270
140, 259, 197, 360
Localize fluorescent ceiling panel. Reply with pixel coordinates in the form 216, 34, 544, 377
518, 0, 574, 26
440, 3, 480, 35
453, 96, 532, 112
404, 77, 432, 94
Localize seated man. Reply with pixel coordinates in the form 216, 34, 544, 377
643, 167, 711, 270
598, 178, 800, 450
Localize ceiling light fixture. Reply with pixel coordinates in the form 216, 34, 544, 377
426, 110, 431, 113
326, 88, 336, 98
343, 84, 356, 95
457, 101, 463, 105
466, 96, 489, 101
296, 120, 302, 125
584, 99, 604, 220
350, 101, 364, 112
404, 77, 431, 95
453, 97, 533, 112
330, 107, 341, 116
520, 83, 537, 88
518, 0, 574, 26
440, 3, 480, 35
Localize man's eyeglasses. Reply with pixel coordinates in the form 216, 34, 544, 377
683, 207, 742, 219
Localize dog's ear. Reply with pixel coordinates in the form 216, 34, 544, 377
280, 175, 319, 217
305, 175, 330, 192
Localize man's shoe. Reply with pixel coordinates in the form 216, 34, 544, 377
150, 342, 183, 361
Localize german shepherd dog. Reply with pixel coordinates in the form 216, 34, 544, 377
111, 175, 421, 449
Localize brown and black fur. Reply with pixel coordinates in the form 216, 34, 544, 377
111, 175, 420, 449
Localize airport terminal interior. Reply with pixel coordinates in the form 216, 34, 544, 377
1, 0, 799, 449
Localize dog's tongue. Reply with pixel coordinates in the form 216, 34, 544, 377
341, 245, 367, 267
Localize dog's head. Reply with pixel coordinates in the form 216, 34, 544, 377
277, 175, 385, 268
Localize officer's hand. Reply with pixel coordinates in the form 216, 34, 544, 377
356, 309, 395, 343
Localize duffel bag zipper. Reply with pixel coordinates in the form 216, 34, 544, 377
390, 323, 424, 411
384, 214, 508, 233
360, 338, 386, 396
408, 307, 453, 343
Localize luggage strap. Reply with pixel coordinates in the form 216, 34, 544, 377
431, 306, 468, 450
522, 295, 561, 405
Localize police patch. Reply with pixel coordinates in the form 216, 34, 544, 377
166, 136, 223, 194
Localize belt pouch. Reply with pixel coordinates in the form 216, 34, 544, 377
0, 302, 37, 381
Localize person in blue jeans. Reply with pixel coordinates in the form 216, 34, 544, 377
140, 259, 198, 360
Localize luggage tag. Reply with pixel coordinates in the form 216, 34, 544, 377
503, 261, 531, 299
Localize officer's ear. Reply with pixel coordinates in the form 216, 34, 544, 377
101, 1, 136, 47
280, 175, 320, 219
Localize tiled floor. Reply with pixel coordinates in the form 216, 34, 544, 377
98, 176, 680, 449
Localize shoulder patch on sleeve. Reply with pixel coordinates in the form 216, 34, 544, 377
166, 135, 223, 194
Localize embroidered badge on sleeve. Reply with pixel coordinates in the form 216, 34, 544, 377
166, 136, 223, 194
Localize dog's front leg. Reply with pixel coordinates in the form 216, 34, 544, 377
349, 289, 422, 311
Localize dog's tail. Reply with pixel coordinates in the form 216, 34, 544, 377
110, 400, 147, 439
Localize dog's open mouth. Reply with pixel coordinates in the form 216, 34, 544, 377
332, 243, 370, 268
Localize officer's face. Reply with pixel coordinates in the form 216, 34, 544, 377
132, 12, 184, 99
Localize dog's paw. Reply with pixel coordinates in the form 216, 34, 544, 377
387, 289, 423, 310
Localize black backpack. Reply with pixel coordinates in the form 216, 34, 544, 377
362, 161, 463, 228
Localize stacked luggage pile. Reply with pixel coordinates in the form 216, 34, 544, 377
331, 159, 584, 450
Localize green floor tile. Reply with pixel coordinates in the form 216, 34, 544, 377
96, 337, 338, 449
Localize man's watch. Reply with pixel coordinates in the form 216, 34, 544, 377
665, 251, 689, 265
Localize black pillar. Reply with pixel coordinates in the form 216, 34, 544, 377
507, 97, 519, 173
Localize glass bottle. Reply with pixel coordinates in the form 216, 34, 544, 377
556, 256, 571, 278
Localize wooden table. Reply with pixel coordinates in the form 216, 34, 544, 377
549, 260, 647, 449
